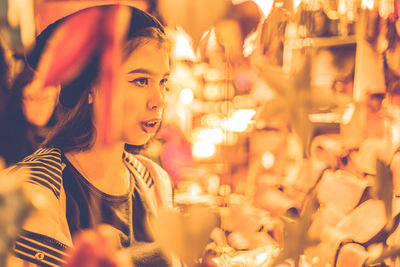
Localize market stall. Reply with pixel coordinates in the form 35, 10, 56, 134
1, 0, 400, 266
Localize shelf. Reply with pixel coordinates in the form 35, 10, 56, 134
285, 35, 357, 49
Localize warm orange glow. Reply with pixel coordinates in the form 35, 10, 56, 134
232, 0, 273, 17
243, 31, 257, 57
192, 141, 216, 158
293, 0, 302, 10
172, 27, 197, 61
179, 88, 194, 104
218, 184, 231, 196
193, 127, 224, 144
8, 0, 35, 47
253, 0, 274, 17
201, 114, 220, 127
261, 151, 275, 170
207, 174, 220, 195
361, 0, 374, 10
188, 182, 202, 196
220, 109, 256, 133
341, 103, 356, 125
379, 0, 394, 18
338, 0, 346, 14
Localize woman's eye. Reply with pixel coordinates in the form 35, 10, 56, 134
130, 78, 149, 87
160, 78, 168, 86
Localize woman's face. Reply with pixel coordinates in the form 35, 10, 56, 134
120, 40, 170, 145
22, 78, 58, 127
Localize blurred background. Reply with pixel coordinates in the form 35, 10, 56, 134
2, 0, 400, 266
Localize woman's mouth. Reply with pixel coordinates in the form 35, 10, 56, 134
141, 119, 161, 133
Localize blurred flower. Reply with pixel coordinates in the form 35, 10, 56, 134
64, 225, 133, 267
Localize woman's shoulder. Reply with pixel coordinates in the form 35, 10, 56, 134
123, 152, 170, 186
15, 147, 64, 199
131, 154, 169, 180
123, 152, 173, 208
19, 147, 63, 162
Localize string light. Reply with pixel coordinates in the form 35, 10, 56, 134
179, 88, 194, 104
379, 0, 394, 19
220, 109, 256, 133
232, 0, 274, 17
252, 0, 274, 18
193, 127, 224, 144
361, 0, 375, 10
293, 0, 302, 10
7, 0, 35, 48
207, 174, 220, 195
243, 31, 258, 57
187, 182, 202, 196
261, 151, 276, 170
172, 26, 197, 61
201, 114, 220, 127
192, 141, 216, 158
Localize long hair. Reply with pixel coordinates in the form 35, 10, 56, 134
42, 27, 169, 153
0, 42, 9, 116
0, 64, 34, 165
0, 63, 58, 165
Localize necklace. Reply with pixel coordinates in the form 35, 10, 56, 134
70, 153, 91, 180
69, 153, 131, 193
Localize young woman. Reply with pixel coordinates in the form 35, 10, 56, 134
0, 41, 9, 117
7, 5, 178, 267
0, 63, 58, 166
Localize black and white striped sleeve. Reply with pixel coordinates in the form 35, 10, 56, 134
11, 148, 72, 266
17, 148, 63, 199
13, 230, 70, 267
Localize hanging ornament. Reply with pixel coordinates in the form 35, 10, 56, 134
365, 8, 381, 45
380, 0, 395, 19
158, 0, 230, 45
0, 0, 35, 52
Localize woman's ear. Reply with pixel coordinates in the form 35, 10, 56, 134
88, 92, 93, 104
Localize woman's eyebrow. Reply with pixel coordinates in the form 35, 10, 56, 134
128, 68, 153, 74
128, 68, 170, 77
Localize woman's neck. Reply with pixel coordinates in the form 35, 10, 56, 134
81, 141, 125, 163
66, 142, 131, 196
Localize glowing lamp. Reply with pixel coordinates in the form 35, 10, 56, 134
180, 88, 194, 104
192, 141, 216, 158
361, 0, 374, 10
261, 151, 275, 170
173, 27, 197, 61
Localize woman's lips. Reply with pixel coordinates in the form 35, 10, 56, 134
140, 119, 161, 133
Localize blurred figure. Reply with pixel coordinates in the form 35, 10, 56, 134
0, 40, 10, 118
0, 63, 58, 166
311, 44, 356, 98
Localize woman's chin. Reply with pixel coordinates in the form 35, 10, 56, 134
124, 135, 151, 147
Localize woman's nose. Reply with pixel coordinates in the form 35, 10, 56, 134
147, 86, 166, 111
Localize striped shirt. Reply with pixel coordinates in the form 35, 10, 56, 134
12, 147, 171, 266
